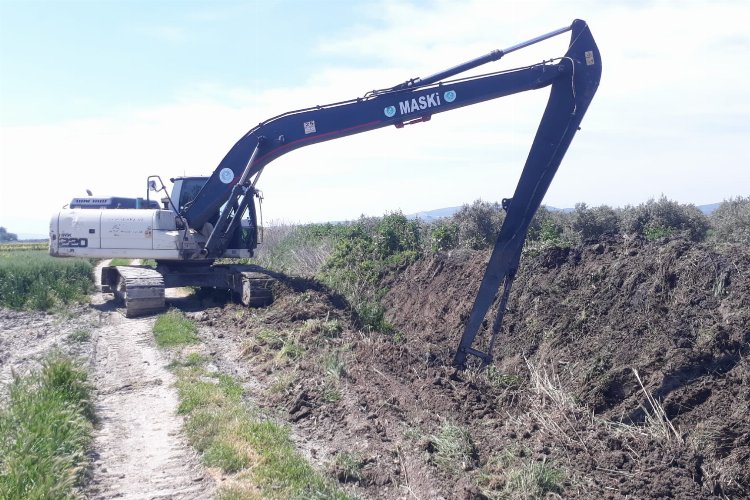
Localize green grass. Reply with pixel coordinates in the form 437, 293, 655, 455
479, 450, 564, 499
153, 309, 199, 347
68, 328, 91, 342
323, 350, 346, 380
0, 250, 93, 310
141, 259, 157, 268
504, 459, 563, 498
169, 354, 351, 499
109, 258, 132, 266
0, 354, 94, 499
333, 451, 365, 482
431, 422, 477, 474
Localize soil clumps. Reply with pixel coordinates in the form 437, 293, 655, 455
202, 235, 748, 498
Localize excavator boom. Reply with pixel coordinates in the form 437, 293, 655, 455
186, 20, 601, 366
185, 21, 600, 250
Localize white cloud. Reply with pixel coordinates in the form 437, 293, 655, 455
1, 0, 748, 234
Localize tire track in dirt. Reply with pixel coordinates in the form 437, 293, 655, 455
85, 263, 213, 499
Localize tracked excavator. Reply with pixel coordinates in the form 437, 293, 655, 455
50, 19, 601, 368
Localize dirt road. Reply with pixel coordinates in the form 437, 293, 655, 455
84, 263, 213, 499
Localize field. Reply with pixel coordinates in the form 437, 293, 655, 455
0, 247, 92, 310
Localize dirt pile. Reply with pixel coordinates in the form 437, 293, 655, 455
201, 235, 748, 498
384, 235, 749, 496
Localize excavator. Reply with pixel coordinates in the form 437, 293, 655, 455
49, 19, 601, 368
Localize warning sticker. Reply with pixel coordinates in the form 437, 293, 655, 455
585, 50, 595, 66
304, 120, 317, 134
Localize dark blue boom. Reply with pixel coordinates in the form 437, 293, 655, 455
185, 19, 601, 367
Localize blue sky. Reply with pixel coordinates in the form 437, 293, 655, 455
1, 0, 748, 236
0, 1, 366, 124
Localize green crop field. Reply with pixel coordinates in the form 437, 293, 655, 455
0, 242, 48, 252
0, 250, 93, 310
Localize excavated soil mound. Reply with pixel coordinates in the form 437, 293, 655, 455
202, 235, 748, 499
383, 235, 749, 497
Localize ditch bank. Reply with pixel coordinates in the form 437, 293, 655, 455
190, 235, 748, 498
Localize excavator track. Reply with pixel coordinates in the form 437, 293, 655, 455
114, 266, 166, 318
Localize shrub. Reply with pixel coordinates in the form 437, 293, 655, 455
571, 202, 621, 240
525, 206, 577, 248
374, 211, 422, 259
320, 212, 420, 332
429, 219, 460, 252
620, 196, 709, 241
710, 196, 750, 244
452, 200, 504, 250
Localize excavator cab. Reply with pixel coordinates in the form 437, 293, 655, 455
167, 176, 209, 213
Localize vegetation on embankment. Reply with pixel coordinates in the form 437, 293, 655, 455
0, 354, 94, 499
152, 311, 351, 499
249, 195, 749, 333
0, 249, 93, 310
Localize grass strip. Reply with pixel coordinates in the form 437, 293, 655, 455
0, 354, 94, 498
108, 258, 132, 266
165, 350, 351, 499
153, 309, 199, 347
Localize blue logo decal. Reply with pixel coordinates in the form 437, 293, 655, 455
444, 90, 457, 103
384, 106, 396, 118
219, 168, 234, 184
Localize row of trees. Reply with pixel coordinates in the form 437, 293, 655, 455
250, 195, 748, 332
0, 227, 18, 243
427, 195, 750, 252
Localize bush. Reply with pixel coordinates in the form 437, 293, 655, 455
571, 202, 621, 240
710, 196, 750, 244
320, 212, 420, 332
374, 211, 422, 259
525, 206, 577, 249
429, 219, 460, 252
620, 196, 709, 241
452, 200, 504, 250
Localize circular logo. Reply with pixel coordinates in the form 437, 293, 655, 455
219, 168, 234, 184
444, 90, 457, 103
384, 106, 396, 118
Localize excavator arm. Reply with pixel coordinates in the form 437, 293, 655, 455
453, 20, 601, 367
186, 19, 601, 367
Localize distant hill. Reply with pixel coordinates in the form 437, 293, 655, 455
697, 203, 720, 215
407, 206, 463, 221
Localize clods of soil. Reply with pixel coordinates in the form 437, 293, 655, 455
196, 235, 749, 499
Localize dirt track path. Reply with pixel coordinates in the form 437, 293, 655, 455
85, 263, 213, 499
